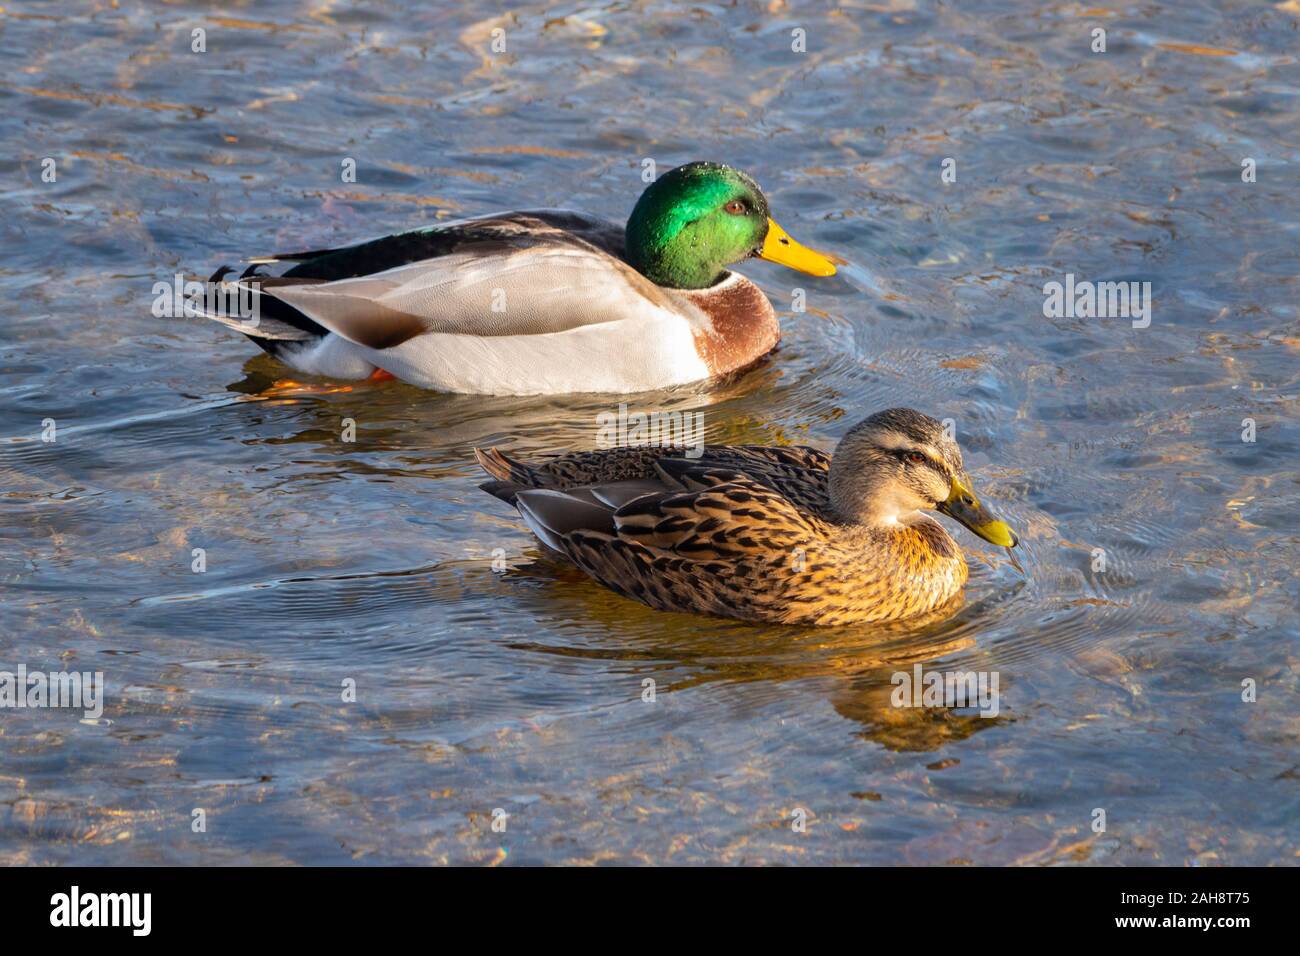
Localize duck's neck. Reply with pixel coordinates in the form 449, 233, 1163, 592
812, 515, 967, 626
839, 513, 956, 553
826, 498, 966, 579
679, 273, 780, 378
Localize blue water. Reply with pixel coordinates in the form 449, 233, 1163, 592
0, 0, 1296, 864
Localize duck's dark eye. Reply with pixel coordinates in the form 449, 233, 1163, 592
724, 200, 747, 215
904, 451, 926, 465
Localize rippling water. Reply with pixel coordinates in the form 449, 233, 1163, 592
1, 0, 1297, 865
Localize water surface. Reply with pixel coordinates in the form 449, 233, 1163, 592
0, 0, 1297, 864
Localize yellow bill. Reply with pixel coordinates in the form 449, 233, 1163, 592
758, 218, 837, 277
936, 477, 1019, 548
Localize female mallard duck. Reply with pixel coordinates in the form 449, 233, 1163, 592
475, 408, 1019, 626
197, 161, 836, 395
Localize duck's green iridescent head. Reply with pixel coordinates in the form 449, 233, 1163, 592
624, 161, 837, 290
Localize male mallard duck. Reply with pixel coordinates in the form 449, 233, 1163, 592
475, 408, 1019, 626
196, 161, 836, 395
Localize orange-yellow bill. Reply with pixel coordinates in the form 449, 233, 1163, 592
758, 218, 837, 277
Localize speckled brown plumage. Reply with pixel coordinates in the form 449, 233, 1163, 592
474, 431, 974, 626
